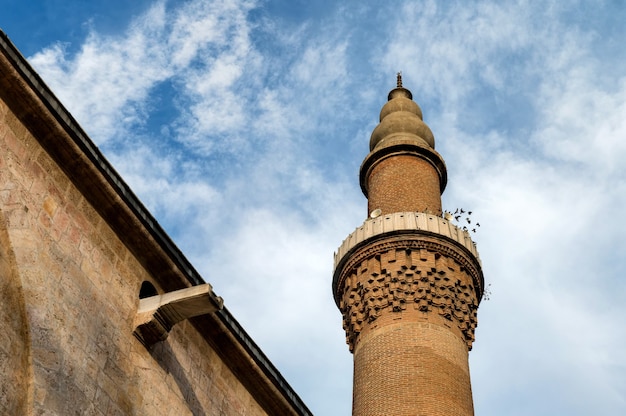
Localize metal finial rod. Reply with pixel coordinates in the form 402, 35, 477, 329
397, 72, 402, 88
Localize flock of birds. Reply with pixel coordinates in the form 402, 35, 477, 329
444, 208, 490, 301
443, 208, 480, 233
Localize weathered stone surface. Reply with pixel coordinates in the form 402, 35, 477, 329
0, 205, 31, 416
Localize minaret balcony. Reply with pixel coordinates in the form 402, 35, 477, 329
334, 211, 480, 271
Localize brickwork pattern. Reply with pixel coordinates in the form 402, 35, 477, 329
337, 242, 479, 351
0, 97, 268, 415
333, 217, 482, 415
367, 155, 442, 216
335, 238, 479, 416
352, 321, 474, 416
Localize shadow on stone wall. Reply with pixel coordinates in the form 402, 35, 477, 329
0, 209, 32, 415
150, 339, 207, 415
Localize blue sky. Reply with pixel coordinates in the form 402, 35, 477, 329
3, 1, 626, 414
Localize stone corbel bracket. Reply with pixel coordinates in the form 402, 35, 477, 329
133, 284, 224, 347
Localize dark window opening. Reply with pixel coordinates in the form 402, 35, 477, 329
139, 281, 158, 299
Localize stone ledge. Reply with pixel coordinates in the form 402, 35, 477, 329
334, 211, 480, 269
133, 284, 224, 347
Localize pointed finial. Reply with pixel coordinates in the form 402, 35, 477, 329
397, 72, 402, 88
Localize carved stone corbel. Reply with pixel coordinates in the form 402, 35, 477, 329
133, 284, 224, 347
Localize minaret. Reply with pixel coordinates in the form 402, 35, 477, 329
333, 75, 484, 416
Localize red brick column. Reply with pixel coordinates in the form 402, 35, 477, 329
353, 322, 473, 416
334, 234, 482, 416
366, 154, 443, 216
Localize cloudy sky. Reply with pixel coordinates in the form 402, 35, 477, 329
3, 0, 626, 414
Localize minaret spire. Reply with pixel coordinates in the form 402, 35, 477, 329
333, 78, 484, 416
361, 78, 445, 216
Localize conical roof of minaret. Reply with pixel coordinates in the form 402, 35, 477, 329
369, 73, 435, 151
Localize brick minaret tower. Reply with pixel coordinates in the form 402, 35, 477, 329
333, 75, 484, 416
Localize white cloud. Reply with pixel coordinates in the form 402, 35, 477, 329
29, 3, 173, 143
28, 0, 260, 150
